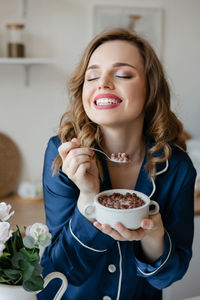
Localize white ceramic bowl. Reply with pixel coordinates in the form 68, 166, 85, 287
83, 189, 159, 229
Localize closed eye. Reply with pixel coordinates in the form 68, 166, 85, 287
116, 75, 132, 79
87, 77, 99, 81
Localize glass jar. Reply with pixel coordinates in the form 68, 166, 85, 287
6, 23, 25, 58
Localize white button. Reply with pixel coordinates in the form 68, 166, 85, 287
108, 264, 116, 273
103, 296, 112, 300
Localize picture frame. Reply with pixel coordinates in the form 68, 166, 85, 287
93, 5, 164, 58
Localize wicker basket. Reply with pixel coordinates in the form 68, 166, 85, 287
0, 132, 21, 198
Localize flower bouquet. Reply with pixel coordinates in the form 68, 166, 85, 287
0, 202, 51, 292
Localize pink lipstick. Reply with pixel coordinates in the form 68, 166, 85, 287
93, 93, 122, 110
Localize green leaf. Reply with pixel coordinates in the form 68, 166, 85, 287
20, 248, 39, 263
19, 260, 34, 281
0, 256, 12, 270
32, 262, 43, 276
23, 275, 44, 292
14, 273, 23, 285
5, 226, 24, 255
12, 231, 17, 253
0, 276, 9, 283
1, 252, 11, 257
11, 252, 27, 268
23, 236, 35, 249
3, 269, 21, 281
12, 227, 23, 253
16, 226, 24, 247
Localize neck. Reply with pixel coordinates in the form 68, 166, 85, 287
101, 124, 145, 164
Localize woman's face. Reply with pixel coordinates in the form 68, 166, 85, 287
82, 40, 147, 129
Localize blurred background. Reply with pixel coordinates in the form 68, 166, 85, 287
0, 1, 200, 299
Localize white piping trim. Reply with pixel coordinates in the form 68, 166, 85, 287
155, 159, 169, 176
149, 159, 169, 198
116, 241, 122, 300
149, 177, 156, 198
69, 219, 108, 252
137, 230, 172, 276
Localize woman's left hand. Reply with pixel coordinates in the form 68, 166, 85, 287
93, 212, 164, 242
94, 212, 165, 262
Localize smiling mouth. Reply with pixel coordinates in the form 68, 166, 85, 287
95, 98, 122, 106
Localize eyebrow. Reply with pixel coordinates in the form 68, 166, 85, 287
86, 62, 136, 71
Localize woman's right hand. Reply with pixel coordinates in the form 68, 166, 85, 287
58, 138, 100, 201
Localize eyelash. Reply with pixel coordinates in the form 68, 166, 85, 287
87, 75, 132, 81
87, 77, 99, 81
116, 75, 132, 79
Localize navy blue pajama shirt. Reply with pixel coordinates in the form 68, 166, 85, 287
37, 136, 196, 300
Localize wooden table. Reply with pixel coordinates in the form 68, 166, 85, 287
2, 193, 45, 231
194, 191, 200, 215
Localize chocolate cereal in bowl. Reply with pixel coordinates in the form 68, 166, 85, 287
98, 192, 145, 209
83, 189, 159, 229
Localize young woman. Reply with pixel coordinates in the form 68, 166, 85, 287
38, 28, 196, 300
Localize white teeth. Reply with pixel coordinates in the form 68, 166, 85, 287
96, 98, 120, 105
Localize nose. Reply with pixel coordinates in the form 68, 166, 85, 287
98, 73, 114, 90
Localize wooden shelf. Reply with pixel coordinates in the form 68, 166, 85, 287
0, 58, 55, 64
0, 58, 56, 85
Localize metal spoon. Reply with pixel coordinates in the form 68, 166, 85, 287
89, 147, 129, 163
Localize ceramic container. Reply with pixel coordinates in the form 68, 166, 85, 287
83, 189, 159, 229
0, 271, 68, 300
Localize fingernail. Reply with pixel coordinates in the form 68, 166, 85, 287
142, 220, 150, 229
71, 138, 79, 144
114, 223, 121, 230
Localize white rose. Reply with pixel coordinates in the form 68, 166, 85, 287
25, 223, 51, 241
0, 222, 13, 244
0, 242, 5, 257
0, 202, 14, 221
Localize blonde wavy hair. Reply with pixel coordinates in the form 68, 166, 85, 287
53, 28, 186, 179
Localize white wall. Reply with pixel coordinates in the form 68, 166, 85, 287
163, 216, 200, 300
163, 0, 200, 137
0, 0, 200, 182
0, 0, 93, 182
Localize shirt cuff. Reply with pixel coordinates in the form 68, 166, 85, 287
135, 230, 172, 276
70, 206, 115, 252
